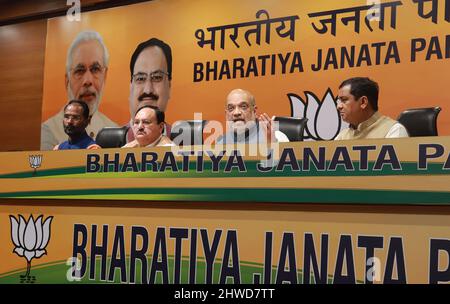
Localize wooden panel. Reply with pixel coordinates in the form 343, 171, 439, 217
0, 0, 152, 151
0, 0, 150, 25
0, 0, 70, 21
0, 19, 47, 151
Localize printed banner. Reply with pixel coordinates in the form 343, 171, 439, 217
1, 200, 450, 284
1, 138, 450, 204
41, 0, 450, 149
2, 137, 450, 284
12, 0, 450, 284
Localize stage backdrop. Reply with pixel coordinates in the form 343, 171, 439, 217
41, 0, 450, 146
1, 202, 450, 284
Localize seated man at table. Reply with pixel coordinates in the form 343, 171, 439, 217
54, 100, 100, 150
335, 77, 409, 140
216, 88, 289, 144
122, 105, 174, 148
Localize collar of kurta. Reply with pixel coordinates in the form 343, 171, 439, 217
350, 111, 381, 131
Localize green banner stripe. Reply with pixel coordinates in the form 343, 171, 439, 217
1, 187, 450, 204
0, 256, 357, 284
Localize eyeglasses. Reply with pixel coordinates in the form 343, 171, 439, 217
226, 103, 252, 112
70, 63, 105, 79
132, 70, 169, 84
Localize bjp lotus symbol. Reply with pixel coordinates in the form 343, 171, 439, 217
28, 155, 43, 176
288, 88, 349, 140
10, 214, 53, 282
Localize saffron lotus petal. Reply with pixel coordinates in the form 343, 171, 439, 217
9, 216, 20, 247
24, 215, 37, 251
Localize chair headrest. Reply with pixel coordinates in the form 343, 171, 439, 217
273, 116, 308, 142
170, 120, 208, 146
397, 107, 441, 137
95, 126, 129, 148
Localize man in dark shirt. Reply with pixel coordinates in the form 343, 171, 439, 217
53, 100, 100, 150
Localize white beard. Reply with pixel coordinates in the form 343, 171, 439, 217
67, 85, 101, 115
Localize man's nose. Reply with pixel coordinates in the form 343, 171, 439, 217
82, 69, 94, 86
143, 78, 154, 94
232, 107, 242, 116
136, 121, 146, 129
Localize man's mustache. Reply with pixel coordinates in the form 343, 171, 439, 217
136, 130, 147, 136
78, 89, 96, 98
64, 124, 77, 135
64, 125, 74, 131
138, 92, 159, 102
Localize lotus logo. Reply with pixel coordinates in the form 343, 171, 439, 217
288, 89, 348, 140
28, 155, 43, 176
10, 215, 53, 283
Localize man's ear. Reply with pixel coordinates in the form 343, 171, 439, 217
360, 96, 369, 110
129, 82, 134, 119
159, 122, 165, 133
168, 80, 171, 100
65, 73, 69, 91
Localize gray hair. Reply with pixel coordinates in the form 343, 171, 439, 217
66, 30, 110, 75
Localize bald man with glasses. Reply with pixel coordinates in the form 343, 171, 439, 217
217, 88, 289, 145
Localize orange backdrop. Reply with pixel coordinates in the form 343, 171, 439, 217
42, 0, 450, 134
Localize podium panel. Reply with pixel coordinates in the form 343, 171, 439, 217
1, 138, 450, 283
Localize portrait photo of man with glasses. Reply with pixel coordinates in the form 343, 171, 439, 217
40, 30, 118, 150
127, 37, 172, 143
